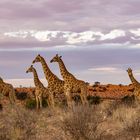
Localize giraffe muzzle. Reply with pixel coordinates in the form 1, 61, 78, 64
50, 60, 53, 63
32, 60, 35, 64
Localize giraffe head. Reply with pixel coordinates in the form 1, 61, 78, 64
0, 77, 3, 81
127, 68, 133, 75
0, 77, 3, 83
32, 54, 42, 64
26, 65, 34, 73
50, 54, 62, 63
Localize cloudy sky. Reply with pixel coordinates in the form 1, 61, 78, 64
0, 0, 140, 87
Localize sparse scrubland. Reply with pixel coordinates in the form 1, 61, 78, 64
0, 96, 140, 140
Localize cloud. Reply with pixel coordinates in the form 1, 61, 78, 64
130, 28, 140, 37
88, 67, 122, 73
100, 30, 125, 40
0, 0, 139, 32
2, 29, 140, 47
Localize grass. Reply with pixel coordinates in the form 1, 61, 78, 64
0, 98, 140, 140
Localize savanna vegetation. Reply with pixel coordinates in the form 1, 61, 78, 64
0, 95, 140, 140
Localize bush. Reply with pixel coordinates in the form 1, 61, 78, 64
121, 95, 135, 106
128, 88, 134, 92
62, 105, 106, 140
42, 99, 48, 108
122, 118, 140, 139
87, 96, 101, 105
0, 104, 2, 111
55, 98, 67, 108
106, 84, 110, 88
99, 89, 104, 92
26, 99, 36, 109
0, 106, 37, 140
102, 87, 107, 91
72, 95, 81, 105
119, 84, 123, 87
92, 85, 98, 88
26, 98, 48, 109
110, 103, 140, 139
16, 92, 27, 100
93, 89, 97, 92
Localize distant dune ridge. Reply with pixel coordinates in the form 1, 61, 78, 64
13, 84, 133, 101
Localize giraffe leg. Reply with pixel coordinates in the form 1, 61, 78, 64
37, 97, 39, 110
35, 93, 39, 110
3, 85, 16, 105
49, 92, 55, 108
134, 90, 140, 102
8, 89, 16, 105
80, 94, 84, 105
65, 88, 73, 108
9, 91, 14, 105
39, 94, 43, 109
10, 89, 16, 104
48, 94, 51, 107
46, 95, 50, 107
81, 86, 88, 105
135, 90, 140, 97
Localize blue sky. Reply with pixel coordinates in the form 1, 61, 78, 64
0, 0, 140, 87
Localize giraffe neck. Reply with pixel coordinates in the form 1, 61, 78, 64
40, 57, 54, 80
58, 59, 70, 80
128, 72, 139, 85
32, 69, 41, 87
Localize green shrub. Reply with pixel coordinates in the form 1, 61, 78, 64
26, 98, 48, 109
26, 99, 36, 109
87, 96, 101, 105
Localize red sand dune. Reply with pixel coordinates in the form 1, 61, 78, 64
88, 84, 134, 99
15, 84, 134, 99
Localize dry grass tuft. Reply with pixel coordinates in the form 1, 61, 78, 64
61, 105, 107, 140
0, 105, 37, 140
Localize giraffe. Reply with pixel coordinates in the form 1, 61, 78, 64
32, 54, 64, 107
0, 77, 16, 104
26, 65, 50, 109
127, 67, 140, 100
50, 54, 88, 107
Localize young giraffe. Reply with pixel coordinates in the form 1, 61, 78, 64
127, 68, 140, 100
32, 54, 64, 107
50, 54, 88, 107
0, 77, 16, 104
26, 65, 50, 109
